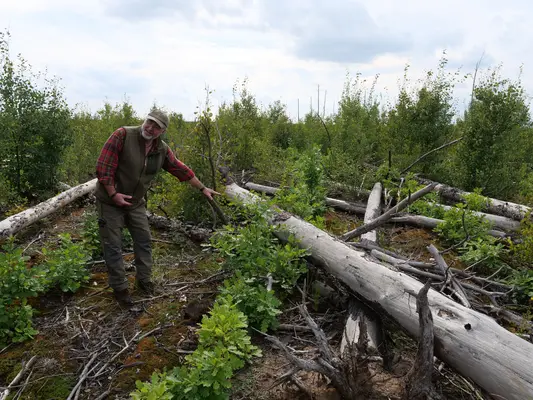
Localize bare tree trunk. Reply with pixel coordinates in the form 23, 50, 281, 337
224, 182, 533, 400
361, 182, 382, 243
246, 181, 520, 232
244, 181, 367, 214
418, 178, 531, 221
0, 179, 97, 240
341, 183, 437, 241
389, 214, 507, 238
405, 281, 443, 400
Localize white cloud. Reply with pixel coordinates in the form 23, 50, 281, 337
0, 0, 532, 121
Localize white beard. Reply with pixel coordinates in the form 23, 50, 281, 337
141, 122, 153, 140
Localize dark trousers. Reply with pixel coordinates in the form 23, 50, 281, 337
96, 200, 152, 291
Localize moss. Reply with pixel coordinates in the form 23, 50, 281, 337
20, 375, 75, 400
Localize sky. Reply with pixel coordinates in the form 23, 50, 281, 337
0, 0, 531, 121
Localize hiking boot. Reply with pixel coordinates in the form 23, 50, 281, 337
113, 288, 134, 307
137, 280, 155, 296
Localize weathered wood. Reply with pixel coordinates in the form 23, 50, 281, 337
340, 298, 383, 356
244, 182, 367, 214
0, 355, 38, 400
342, 182, 386, 362
245, 182, 520, 232
224, 183, 533, 400
340, 183, 437, 241
436, 203, 520, 231
389, 214, 507, 238
418, 177, 531, 221
361, 182, 382, 243
0, 179, 98, 240
427, 244, 470, 309
405, 281, 442, 400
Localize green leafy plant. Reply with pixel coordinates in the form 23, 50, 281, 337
0, 240, 47, 346
274, 145, 328, 227
41, 233, 91, 292
219, 273, 282, 332
131, 296, 261, 400
210, 202, 309, 291
435, 190, 494, 246
458, 237, 509, 274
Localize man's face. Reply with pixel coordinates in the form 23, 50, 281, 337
142, 119, 165, 140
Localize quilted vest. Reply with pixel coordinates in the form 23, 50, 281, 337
95, 126, 168, 209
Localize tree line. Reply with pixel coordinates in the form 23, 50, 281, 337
1, 30, 532, 223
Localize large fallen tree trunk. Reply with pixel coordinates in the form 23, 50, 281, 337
417, 177, 531, 221
436, 203, 520, 232
224, 182, 533, 400
389, 214, 507, 238
0, 179, 98, 240
246, 181, 520, 232
244, 182, 367, 214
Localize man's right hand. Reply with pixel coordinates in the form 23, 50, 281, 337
112, 193, 133, 206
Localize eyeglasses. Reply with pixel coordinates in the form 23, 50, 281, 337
144, 119, 165, 132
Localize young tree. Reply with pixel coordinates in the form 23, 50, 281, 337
0, 31, 71, 200
457, 66, 532, 198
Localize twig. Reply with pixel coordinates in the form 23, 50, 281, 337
66, 352, 99, 400
277, 324, 313, 332
132, 285, 189, 304
22, 234, 42, 253
0, 356, 38, 400
165, 271, 228, 287
12, 369, 33, 400
92, 331, 140, 378
401, 137, 463, 175
0, 344, 12, 355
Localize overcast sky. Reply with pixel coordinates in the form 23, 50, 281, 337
1, 0, 531, 120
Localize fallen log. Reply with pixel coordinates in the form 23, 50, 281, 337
224, 182, 533, 400
244, 182, 367, 214
245, 181, 521, 232
389, 214, 507, 239
417, 177, 531, 221
0, 178, 98, 240
436, 203, 520, 232
361, 182, 382, 243
342, 181, 387, 365
340, 183, 437, 241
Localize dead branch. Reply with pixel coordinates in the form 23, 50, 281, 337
340, 183, 437, 241
427, 244, 471, 308
405, 280, 443, 400
401, 137, 463, 175
66, 352, 99, 400
0, 356, 38, 400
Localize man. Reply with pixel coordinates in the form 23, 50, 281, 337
95, 109, 219, 307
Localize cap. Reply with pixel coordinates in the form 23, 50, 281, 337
146, 109, 169, 130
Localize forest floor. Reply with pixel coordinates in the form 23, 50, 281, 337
0, 196, 504, 400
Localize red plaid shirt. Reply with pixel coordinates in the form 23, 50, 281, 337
96, 127, 195, 187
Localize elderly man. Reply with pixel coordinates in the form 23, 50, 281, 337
95, 109, 219, 307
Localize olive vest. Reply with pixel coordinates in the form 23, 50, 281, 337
95, 126, 168, 209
